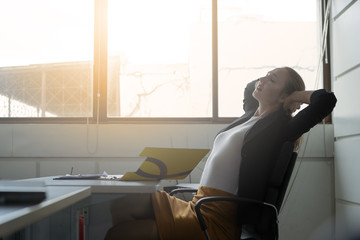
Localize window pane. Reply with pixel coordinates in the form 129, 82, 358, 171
107, 0, 212, 118
0, 0, 94, 117
218, 0, 320, 117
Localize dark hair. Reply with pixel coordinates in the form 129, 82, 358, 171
281, 67, 305, 150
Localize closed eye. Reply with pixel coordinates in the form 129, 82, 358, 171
266, 73, 275, 82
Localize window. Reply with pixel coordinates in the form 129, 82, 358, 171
0, 0, 94, 118
0, 0, 326, 122
107, 0, 212, 118
218, 0, 321, 117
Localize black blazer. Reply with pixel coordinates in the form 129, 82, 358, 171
219, 80, 337, 201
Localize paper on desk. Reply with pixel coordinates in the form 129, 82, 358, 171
120, 147, 210, 181
53, 173, 107, 180
53, 171, 124, 181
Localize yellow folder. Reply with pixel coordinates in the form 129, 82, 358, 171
120, 147, 210, 181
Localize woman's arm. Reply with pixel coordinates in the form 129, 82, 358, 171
283, 89, 337, 141
283, 90, 314, 114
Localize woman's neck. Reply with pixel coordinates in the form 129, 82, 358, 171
254, 104, 281, 117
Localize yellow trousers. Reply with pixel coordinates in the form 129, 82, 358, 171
152, 186, 241, 240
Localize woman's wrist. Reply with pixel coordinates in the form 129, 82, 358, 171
283, 90, 314, 113
289, 90, 314, 105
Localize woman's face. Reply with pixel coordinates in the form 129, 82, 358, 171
252, 68, 290, 106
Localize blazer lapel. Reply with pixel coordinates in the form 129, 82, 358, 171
243, 110, 283, 144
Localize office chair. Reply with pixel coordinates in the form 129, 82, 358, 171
170, 141, 298, 240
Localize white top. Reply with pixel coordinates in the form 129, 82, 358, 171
200, 116, 261, 195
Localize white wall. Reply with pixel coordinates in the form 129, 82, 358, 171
0, 122, 335, 239
331, 0, 360, 239
0, 124, 220, 181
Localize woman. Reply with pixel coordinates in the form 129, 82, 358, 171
105, 67, 337, 240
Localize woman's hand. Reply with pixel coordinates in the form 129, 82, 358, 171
283, 98, 301, 114
283, 90, 314, 114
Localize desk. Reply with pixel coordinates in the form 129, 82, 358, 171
25, 176, 160, 209
26, 176, 160, 194
22, 177, 160, 240
0, 186, 91, 239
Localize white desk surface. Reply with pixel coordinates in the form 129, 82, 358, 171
24, 176, 160, 194
0, 186, 91, 238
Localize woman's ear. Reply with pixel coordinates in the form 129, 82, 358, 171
278, 92, 289, 103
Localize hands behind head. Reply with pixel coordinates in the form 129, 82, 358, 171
283, 90, 313, 114
283, 92, 302, 114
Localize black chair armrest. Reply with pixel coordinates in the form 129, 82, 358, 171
194, 196, 279, 240
169, 188, 198, 196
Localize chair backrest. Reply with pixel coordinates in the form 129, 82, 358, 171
239, 141, 298, 239
266, 141, 297, 211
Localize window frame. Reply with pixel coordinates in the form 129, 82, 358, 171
0, 0, 331, 124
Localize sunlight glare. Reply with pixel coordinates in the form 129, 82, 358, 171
108, 0, 206, 64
